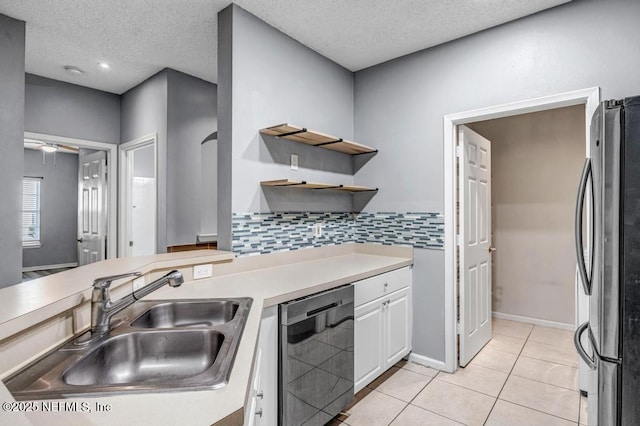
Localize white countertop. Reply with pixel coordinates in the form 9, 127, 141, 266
0, 250, 234, 341
0, 244, 412, 426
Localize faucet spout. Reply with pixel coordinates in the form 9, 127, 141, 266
90, 270, 184, 335
133, 270, 183, 300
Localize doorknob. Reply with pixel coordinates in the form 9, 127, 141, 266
489, 247, 497, 253
77, 238, 83, 243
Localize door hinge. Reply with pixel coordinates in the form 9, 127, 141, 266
456, 145, 462, 158
604, 99, 624, 109
456, 234, 461, 246
456, 322, 461, 335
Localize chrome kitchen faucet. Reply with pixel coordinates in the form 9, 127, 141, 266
91, 270, 184, 335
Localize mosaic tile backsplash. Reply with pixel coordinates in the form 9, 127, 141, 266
232, 212, 444, 256
354, 212, 444, 249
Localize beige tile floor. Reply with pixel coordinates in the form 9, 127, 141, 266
333, 319, 588, 426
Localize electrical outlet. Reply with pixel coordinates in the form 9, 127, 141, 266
133, 276, 145, 291
291, 154, 299, 171
193, 264, 213, 279
313, 223, 323, 238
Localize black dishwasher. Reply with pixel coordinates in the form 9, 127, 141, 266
279, 285, 354, 426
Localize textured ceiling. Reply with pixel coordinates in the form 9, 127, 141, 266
0, 0, 572, 94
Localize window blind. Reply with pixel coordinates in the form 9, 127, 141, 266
22, 178, 41, 247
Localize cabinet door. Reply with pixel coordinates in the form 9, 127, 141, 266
384, 287, 411, 367
354, 299, 384, 393
253, 349, 263, 426
246, 396, 258, 426
258, 306, 278, 426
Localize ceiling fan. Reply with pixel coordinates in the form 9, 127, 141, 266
24, 139, 80, 153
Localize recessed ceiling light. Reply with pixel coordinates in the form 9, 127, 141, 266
97, 62, 111, 70
64, 65, 84, 76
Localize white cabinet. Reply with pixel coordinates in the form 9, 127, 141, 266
245, 306, 277, 426
384, 287, 411, 367
245, 349, 260, 426
354, 267, 412, 393
355, 298, 384, 390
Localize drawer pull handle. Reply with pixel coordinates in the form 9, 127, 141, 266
256, 391, 264, 399
255, 408, 263, 417
384, 282, 388, 288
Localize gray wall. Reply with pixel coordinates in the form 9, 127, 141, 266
217, 6, 233, 251
121, 69, 218, 249
22, 74, 120, 273
217, 4, 355, 249
354, 0, 640, 362
25, 74, 121, 144
166, 69, 217, 246
0, 14, 25, 288
469, 106, 585, 325
22, 149, 79, 268
121, 70, 169, 252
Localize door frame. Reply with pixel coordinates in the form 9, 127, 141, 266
442, 87, 600, 373
118, 133, 158, 257
24, 131, 118, 260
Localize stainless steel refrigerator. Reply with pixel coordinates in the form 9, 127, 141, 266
575, 96, 640, 426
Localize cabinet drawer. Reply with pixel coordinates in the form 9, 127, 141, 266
354, 267, 411, 306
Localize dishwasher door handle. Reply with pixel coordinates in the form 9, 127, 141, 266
307, 301, 341, 318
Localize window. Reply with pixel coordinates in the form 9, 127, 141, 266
22, 178, 41, 248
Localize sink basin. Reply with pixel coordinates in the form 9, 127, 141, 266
63, 330, 224, 386
3, 297, 252, 399
131, 300, 239, 329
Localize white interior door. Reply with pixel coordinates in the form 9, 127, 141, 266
458, 125, 492, 367
131, 176, 156, 256
78, 150, 107, 266
119, 137, 157, 257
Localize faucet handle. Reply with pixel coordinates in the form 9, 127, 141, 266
93, 272, 142, 289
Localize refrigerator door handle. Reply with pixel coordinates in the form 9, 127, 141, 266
575, 158, 593, 295
574, 321, 596, 370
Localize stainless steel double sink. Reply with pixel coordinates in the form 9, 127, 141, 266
4, 298, 252, 400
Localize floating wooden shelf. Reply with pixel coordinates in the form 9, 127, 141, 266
339, 184, 379, 192
261, 179, 378, 192
260, 123, 377, 155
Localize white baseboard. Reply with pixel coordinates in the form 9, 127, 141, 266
22, 263, 78, 273
408, 352, 449, 372
492, 311, 575, 331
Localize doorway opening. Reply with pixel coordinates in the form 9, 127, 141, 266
443, 87, 600, 373
468, 105, 585, 324
22, 132, 117, 281
119, 134, 158, 257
